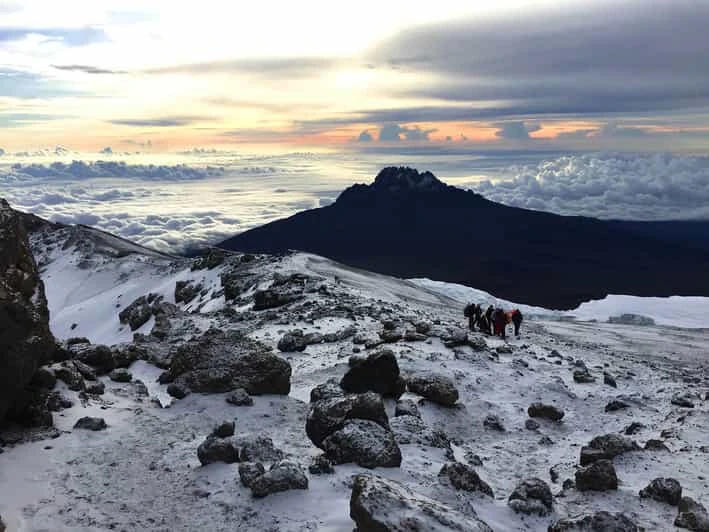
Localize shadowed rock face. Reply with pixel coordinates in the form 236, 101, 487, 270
0, 199, 55, 423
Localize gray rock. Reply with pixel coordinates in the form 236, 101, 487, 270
54, 365, 85, 391
390, 415, 449, 448
277, 330, 308, 352
253, 289, 299, 311
528, 402, 564, 421
575, 459, 618, 491
379, 329, 403, 343
675, 496, 709, 531
645, 439, 670, 451
72, 359, 97, 381
308, 454, 335, 475
74, 416, 107, 431
508, 477, 553, 516
109, 368, 132, 383
46, 391, 73, 411
640, 478, 682, 506
549, 511, 640, 531
608, 313, 655, 326
212, 421, 235, 438
70, 343, 115, 373
238, 462, 265, 487
605, 400, 630, 412
226, 388, 253, 406
580, 434, 639, 465
31, 367, 57, 389
322, 419, 401, 468
249, 460, 308, 498
118, 295, 153, 331
407, 373, 459, 407
238, 436, 284, 463
525, 419, 540, 430
174, 280, 202, 304
573, 369, 596, 383
86, 381, 105, 395
394, 399, 420, 418
442, 328, 468, 348
166, 383, 189, 399
438, 462, 493, 497
350, 474, 493, 532
197, 436, 238, 465
309, 379, 345, 403
672, 394, 695, 408
624, 422, 645, 435
483, 414, 505, 431
340, 349, 405, 398
604, 372, 617, 387
404, 330, 427, 342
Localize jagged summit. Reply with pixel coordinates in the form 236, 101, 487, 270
371, 167, 448, 193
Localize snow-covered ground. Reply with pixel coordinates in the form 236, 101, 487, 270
1, 226, 708, 531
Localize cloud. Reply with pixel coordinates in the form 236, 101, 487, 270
109, 117, 208, 127
471, 152, 709, 220
357, 130, 373, 142
378, 124, 436, 142
0, 148, 4, 156
52, 64, 125, 75
494, 121, 541, 140
100, 146, 113, 154
0, 26, 107, 46
144, 57, 339, 79
0, 112, 69, 128
0, 68, 80, 99
3, 161, 224, 181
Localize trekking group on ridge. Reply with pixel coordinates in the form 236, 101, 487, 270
464, 303, 523, 339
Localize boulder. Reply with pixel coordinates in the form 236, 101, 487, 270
54, 365, 85, 391
675, 496, 709, 531
70, 343, 115, 373
508, 477, 553, 516
253, 289, 299, 311
167, 329, 291, 395
31, 367, 57, 389
604, 372, 617, 387
166, 383, 189, 399
438, 462, 493, 497
390, 415, 449, 448
394, 399, 420, 418
46, 391, 73, 411
350, 474, 493, 532
549, 512, 641, 531
624, 422, 645, 435
118, 295, 153, 331
483, 414, 505, 431
309, 379, 345, 403
72, 360, 97, 381
308, 454, 335, 475
86, 381, 105, 395
645, 439, 670, 451
580, 434, 639, 465
249, 460, 308, 498
340, 349, 405, 398
525, 419, 540, 430
639, 478, 682, 506
442, 328, 468, 348
109, 368, 132, 383
174, 280, 202, 304
573, 369, 596, 384
197, 436, 238, 465
238, 462, 265, 487
672, 394, 695, 408
605, 400, 630, 412
407, 373, 459, 407
321, 419, 402, 468
0, 199, 55, 423
226, 388, 253, 406
211, 421, 235, 438
575, 459, 618, 491
528, 402, 564, 422
277, 330, 308, 352
238, 436, 284, 463
74, 416, 107, 431
379, 329, 403, 343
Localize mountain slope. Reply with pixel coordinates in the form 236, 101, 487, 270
218, 167, 709, 309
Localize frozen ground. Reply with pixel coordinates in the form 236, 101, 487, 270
0, 227, 707, 531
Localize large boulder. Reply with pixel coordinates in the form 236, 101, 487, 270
438, 462, 493, 497
675, 496, 709, 531
407, 373, 459, 407
253, 289, 299, 311
69, 343, 116, 374
238, 436, 284, 463
640, 477, 682, 506
167, 329, 291, 395
508, 477, 553, 516
321, 419, 402, 468
74, 416, 107, 431
580, 434, 639, 465
0, 199, 55, 423
575, 459, 618, 491
549, 512, 641, 531
390, 415, 449, 448
249, 460, 308, 498
197, 436, 239, 465
277, 330, 308, 352
118, 295, 153, 331
350, 474, 493, 532
340, 349, 405, 398
528, 402, 565, 422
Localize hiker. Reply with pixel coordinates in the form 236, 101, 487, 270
511, 309, 523, 337
464, 302, 475, 331
494, 307, 507, 338
472, 304, 483, 330
485, 305, 494, 334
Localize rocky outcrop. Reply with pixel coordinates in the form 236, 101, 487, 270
350, 474, 493, 532
580, 434, 639, 465
253, 289, 300, 311
575, 459, 618, 491
640, 477, 682, 506
340, 349, 405, 398
407, 373, 459, 406
0, 199, 55, 424
549, 512, 640, 531
508, 478, 553, 516
321, 419, 402, 468
675, 496, 709, 531
249, 460, 308, 498
166, 329, 291, 394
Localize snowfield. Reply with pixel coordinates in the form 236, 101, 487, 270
0, 225, 708, 531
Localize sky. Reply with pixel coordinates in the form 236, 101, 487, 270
2, 0, 709, 153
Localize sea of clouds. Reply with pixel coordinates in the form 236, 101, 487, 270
1, 151, 708, 253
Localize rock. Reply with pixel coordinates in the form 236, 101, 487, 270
118, 295, 153, 331
212, 421, 235, 438
306, 391, 389, 448
390, 415, 450, 448
496, 345, 513, 354
528, 402, 564, 421
31, 367, 57, 389
468, 336, 488, 351
109, 368, 132, 383
624, 422, 645, 435
508, 477, 553, 516
604, 372, 617, 387
166, 382, 189, 399
414, 321, 431, 335
483, 414, 505, 431
167, 329, 291, 395
645, 439, 670, 451
192, 249, 225, 270
226, 388, 253, 406
438, 462, 493, 497
442, 328, 468, 348
404, 330, 427, 342
74, 416, 107, 431
350, 474, 493, 532
72, 359, 97, 381
640, 478, 682, 506
238, 436, 284, 463
253, 289, 299, 311
308, 454, 335, 475
70, 343, 115, 373
174, 280, 202, 304
549, 511, 641, 531
0, 514, 4, 532
197, 436, 238, 465
249, 460, 308, 498
238, 462, 265, 487
605, 400, 630, 412
322, 419, 401, 468
54, 365, 85, 391
580, 434, 639, 465
340, 349, 405, 398
407, 373, 459, 407
575, 459, 618, 491
394, 399, 420, 418
277, 330, 308, 352
86, 381, 105, 395
608, 313, 655, 326
309, 379, 345, 403
379, 329, 403, 343
0, 199, 55, 423
672, 394, 695, 408
46, 391, 73, 411
675, 496, 709, 531
112, 344, 145, 369
573, 369, 596, 383
525, 419, 540, 430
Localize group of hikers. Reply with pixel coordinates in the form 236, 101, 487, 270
464, 303, 523, 339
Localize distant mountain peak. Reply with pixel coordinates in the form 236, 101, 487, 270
372, 166, 448, 193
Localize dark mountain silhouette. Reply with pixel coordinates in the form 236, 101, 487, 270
218, 167, 709, 309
